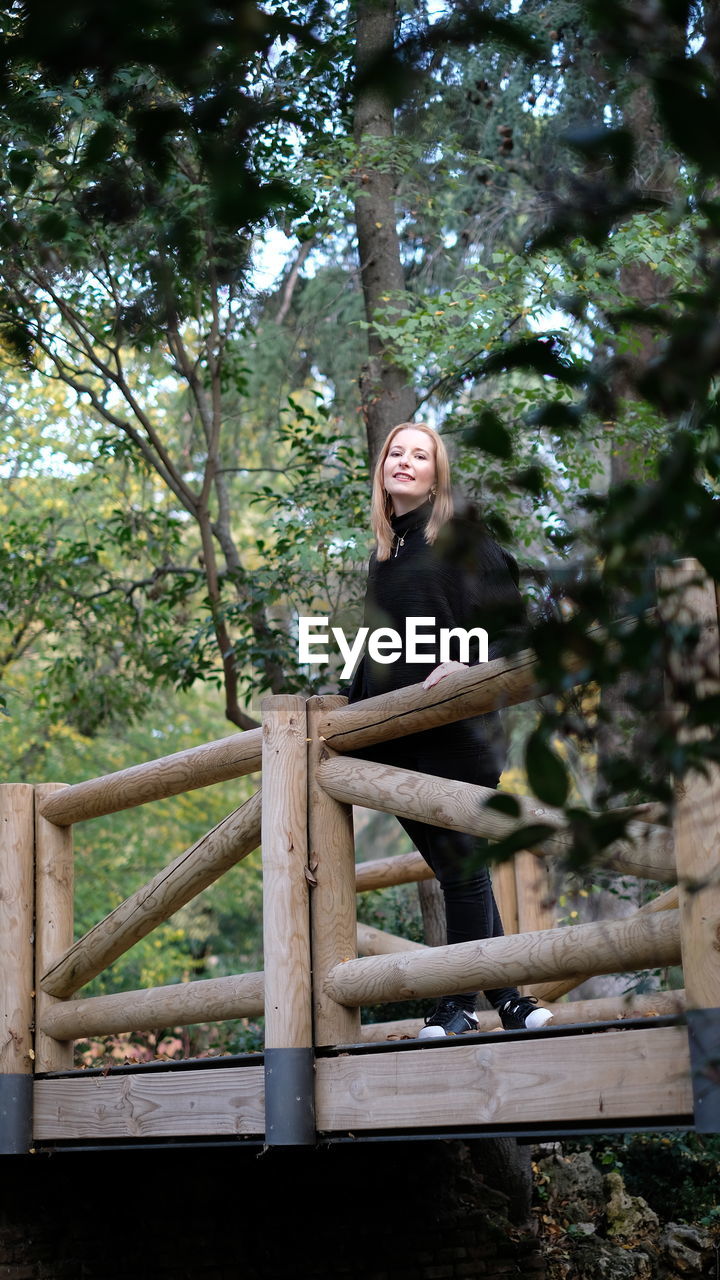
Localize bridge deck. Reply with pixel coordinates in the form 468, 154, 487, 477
33, 1018, 693, 1147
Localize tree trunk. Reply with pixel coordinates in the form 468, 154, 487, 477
595, 76, 679, 810
353, 0, 416, 472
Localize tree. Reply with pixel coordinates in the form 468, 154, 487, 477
352, 0, 417, 469
0, 4, 370, 729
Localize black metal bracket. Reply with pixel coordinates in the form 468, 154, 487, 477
0, 1074, 32, 1154
686, 1008, 720, 1133
264, 1048, 315, 1146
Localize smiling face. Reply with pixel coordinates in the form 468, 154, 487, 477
382, 427, 437, 516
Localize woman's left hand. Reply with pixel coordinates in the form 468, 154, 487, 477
422, 660, 468, 690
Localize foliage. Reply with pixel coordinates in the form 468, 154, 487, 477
356, 882, 428, 1025
2, 0, 720, 1066
574, 1132, 720, 1225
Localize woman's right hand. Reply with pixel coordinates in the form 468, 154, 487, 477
422, 660, 468, 690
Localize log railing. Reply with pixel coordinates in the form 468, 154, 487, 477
1, 560, 718, 1150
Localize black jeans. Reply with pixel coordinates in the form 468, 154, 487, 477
352, 714, 519, 1011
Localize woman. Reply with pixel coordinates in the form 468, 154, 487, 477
347, 422, 553, 1038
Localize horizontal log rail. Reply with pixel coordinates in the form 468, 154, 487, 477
38, 972, 264, 1041
531, 883, 679, 1004
355, 851, 434, 893
357, 922, 427, 956
358, 987, 688, 1042
355, 887, 681, 1037
38, 729, 263, 827
324, 909, 681, 1008
318, 647, 551, 753
40, 790, 262, 1000
316, 618, 646, 754
320, 756, 676, 882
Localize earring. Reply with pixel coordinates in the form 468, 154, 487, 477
430, 487, 437, 500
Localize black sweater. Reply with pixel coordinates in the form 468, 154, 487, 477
347, 501, 527, 703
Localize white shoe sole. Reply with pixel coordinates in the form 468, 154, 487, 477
525, 1007, 553, 1030
417, 1025, 448, 1040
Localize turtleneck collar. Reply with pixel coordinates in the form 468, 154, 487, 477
391, 499, 434, 537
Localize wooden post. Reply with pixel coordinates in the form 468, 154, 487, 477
417, 878, 446, 947
515, 850, 555, 995
34, 785, 74, 1074
659, 560, 720, 1131
261, 695, 314, 1145
492, 859, 519, 936
0, 784, 34, 1153
307, 698, 360, 1047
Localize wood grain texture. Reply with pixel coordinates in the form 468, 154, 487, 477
515, 852, 555, 934
660, 563, 720, 1010
261, 696, 312, 1050
33, 1065, 265, 1140
0, 784, 34, 1076
492, 858, 519, 936
38, 729, 262, 826
41, 789, 262, 999
317, 647, 556, 752
307, 701, 360, 1047
514, 850, 556, 995
529, 884, 679, 1004
417, 878, 446, 946
324, 909, 681, 1007
316, 1025, 693, 1130
39, 972, 264, 1039
355, 850, 434, 892
34, 785, 74, 1073
358, 988, 688, 1041
317, 621, 646, 753
319, 756, 675, 881
357, 922, 427, 956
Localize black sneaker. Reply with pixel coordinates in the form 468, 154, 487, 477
499, 996, 553, 1031
417, 997, 479, 1040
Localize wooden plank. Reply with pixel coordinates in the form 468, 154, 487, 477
0, 784, 34, 1077
308, 702, 360, 1047
33, 1066, 265, 1140
34, 785, 74, 1073
325, 908, 681, 1008
319, 756, 675, 882
316, 1025, 693, 1130
38, 729, 262, 826
261, 696, 311, 1050
41, 789, 261, 999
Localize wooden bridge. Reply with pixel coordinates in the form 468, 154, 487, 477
1, 562, 718, 1151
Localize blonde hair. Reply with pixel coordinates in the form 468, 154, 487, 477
371, 423, 454, 561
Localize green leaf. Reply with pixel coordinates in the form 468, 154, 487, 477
483, 793, 521, 818
525, 731, 569, 807
463, 409, 513, 459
